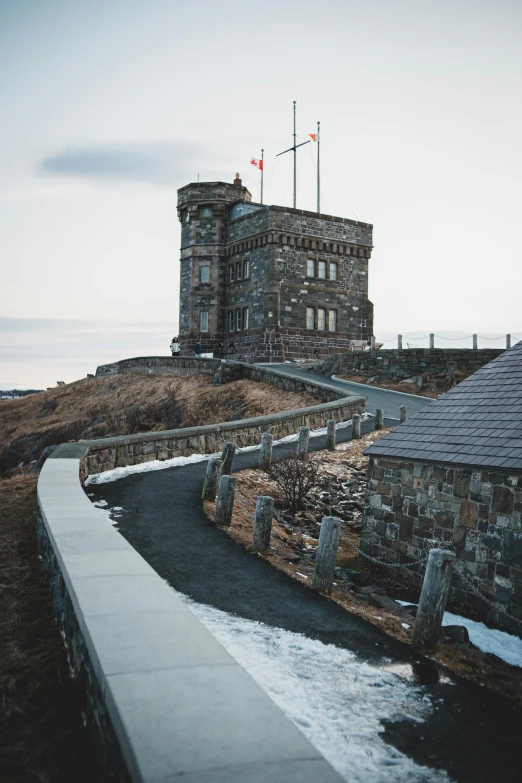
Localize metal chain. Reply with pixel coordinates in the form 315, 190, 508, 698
339, 531, 428, 569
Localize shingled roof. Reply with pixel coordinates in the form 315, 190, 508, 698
366, 341, 522, 471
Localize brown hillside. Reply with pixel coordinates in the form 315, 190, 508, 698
0, 375, 317, 477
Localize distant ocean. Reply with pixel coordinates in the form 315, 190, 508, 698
0, 318, 517, 390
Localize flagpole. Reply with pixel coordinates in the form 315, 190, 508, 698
317, 121, 320, 213
293, 101, 297, 209
261, 148, 264, 204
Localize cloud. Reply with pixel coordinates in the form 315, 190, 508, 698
39, 141, 219, 186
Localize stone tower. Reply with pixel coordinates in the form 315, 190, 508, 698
177, 175, 374, 361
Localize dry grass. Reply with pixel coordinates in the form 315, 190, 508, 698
337, 371, 470, 398
0, 375, 317, 476
204, 433, 522, 703
0, 475, 95, 782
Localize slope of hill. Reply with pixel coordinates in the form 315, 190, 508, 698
0, 374, 317, 477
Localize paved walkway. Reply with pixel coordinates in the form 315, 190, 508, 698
89, 421, 522, 783
262, 363, 433, 419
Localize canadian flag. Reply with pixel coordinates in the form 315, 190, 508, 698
251, 158, 263, 170
309, 133, 317, 142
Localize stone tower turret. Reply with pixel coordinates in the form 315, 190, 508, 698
177, 177, 251, 352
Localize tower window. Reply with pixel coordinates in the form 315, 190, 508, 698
306, 259, 315, 277
318, 261, 326, 279
243, 307, 249, 330
317, 308, 326, 330
330, 262, 338, 281
228, 311, 234, 332
200, 265, 210, 284
236, 261, 242, 279
329, 310, 337, 331
201, 207, 212, 217
243, 259, 250, 278
235, 309, 242, 331
229, 265, 235, 282
184, 211, 190, 223
200, 311, 209, 332
306, 307, 315, 329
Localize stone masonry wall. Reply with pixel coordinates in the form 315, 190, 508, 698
317, 348, 505, 381
361, 456, 522, 631
96, 356, 221, 378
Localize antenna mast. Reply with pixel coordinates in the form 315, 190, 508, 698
276, 101, 310, 209
316, 121, 320, 213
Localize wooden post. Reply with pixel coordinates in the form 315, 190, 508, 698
412, 548, 455, 651
201, 457, 223, 501
296, 426, 310, 457
472, 334, 478, 350
221, 441, 236, 475
252, 496, 274, 552
214, 475, 236, 527
352, 413, 361, 439
375, 408, 384, 430
398, 334, 403, 350
312, 516, 342, 592
400, 405, 408, 423
507, 334, 512, 349
370, 335, 376, 350
429, 333, 435, 350
326, 419, 336, 451
259, 433, 273, 471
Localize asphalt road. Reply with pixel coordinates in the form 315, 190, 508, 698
262, 363, 433, 419
88, 420, 522, 783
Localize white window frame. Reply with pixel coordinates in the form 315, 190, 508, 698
317, 308, 326, 330
200, 265, 210, 284
229, 265, 235, 282
243, 307, 249, 330
328, 309, 337, 331
306, 307, 315, 330
235, 309, 242, 331
318, 261, 326, 279
228, 310, 234, 332
200, 311, 209, 332
306, 259, 315, 277
236, 261, 242, 279
330, 262, 338, 281
243, 259, 250, 278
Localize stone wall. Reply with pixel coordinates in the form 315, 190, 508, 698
82, 393, 365, 478
361, 456, 522, 631
316, 348, 505, 381
96, 356, 221, 378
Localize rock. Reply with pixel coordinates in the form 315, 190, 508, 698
34, 444, 58, 473
441, 625, 470, 644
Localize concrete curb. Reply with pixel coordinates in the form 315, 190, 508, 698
37, 457, 344, 782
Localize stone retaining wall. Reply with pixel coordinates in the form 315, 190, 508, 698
37, 456, 342, 782
361, 456, 522, 632
315, 348, 505, 382
96, 356, 220, 378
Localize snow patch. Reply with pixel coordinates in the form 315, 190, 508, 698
184, 598, 448, 783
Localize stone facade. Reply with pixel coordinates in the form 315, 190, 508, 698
362, 456, 522, 631
177, 177, 374, 361
316, 348, 505, 381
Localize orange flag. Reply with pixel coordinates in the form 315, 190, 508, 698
309, 133, 317, 142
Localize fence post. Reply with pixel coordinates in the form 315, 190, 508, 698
252, 496, 274, 552
326, 419, 336, 451
472, 334, 478, 350
312, 516, 342, 592
259, 433, 273, 471
506, 334, 512, 349
296, 426, 310, 457
400, 405, 408, 424
375, 408, 384, 430
352, 413, 361, 439
412, 548, 456, 652
370, 335, 376, 350
214, 475, 236, 527
201, 457, 223, 501
398, 334, 403, 350
221, 441, 236, 475
429, 333, 435, 350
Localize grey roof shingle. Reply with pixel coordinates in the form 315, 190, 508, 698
366, 341, 522, 471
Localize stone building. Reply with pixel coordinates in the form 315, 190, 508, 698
176, 175, 374, 361
361, 341, 522, 629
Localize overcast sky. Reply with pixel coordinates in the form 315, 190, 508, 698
1, 0, 521, 387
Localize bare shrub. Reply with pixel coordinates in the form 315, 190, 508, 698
268, 455, 319, 516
